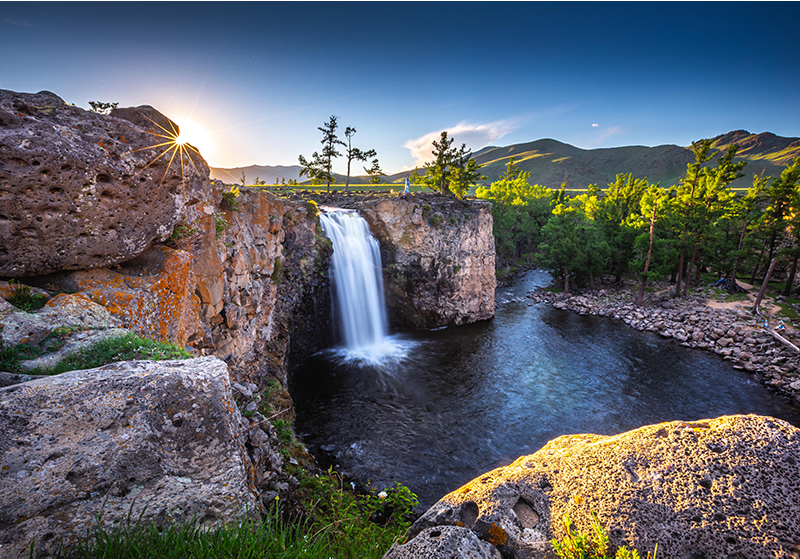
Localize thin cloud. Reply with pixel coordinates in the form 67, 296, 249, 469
585, 126, 623, 147
592, 123, 599, 127
2, 18, 33, 27
404, 119, 517, 168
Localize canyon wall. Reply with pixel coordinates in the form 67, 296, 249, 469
301, 192, 497, 328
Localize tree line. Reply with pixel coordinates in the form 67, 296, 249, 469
475, 141, 800, 307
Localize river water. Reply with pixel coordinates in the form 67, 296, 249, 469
291, 269, 800, 508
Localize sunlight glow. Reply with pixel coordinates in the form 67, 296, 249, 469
174, 118, 215, 161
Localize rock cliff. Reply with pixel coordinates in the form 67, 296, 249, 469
300, 192, 496, 328
390, 414, 800, 559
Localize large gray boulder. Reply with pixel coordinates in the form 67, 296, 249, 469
0, 89, 211, 277
400, 415, 800, 559
0, 356, 258, 558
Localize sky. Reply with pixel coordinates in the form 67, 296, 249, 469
2, 1, 799, 175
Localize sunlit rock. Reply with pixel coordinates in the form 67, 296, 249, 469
404, 414, 800, 558
0, 89, 210, 277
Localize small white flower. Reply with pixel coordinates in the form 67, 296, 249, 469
378, 491, 387, 500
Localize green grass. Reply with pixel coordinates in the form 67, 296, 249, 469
2, 332, 191, 376
73, 468, 418, 559
3, 281, 49, 312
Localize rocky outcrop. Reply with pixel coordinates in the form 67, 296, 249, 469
31, 245, 202, 347
303, 193, 496, 328
394, 414, 800, 559
0, 89, 210, 277
168, 184, 332, 387
0, 357, 259, 558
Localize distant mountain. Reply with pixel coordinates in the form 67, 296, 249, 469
209, 165, 304, 184
211, 130, 800, 190
473, 130, 800, 190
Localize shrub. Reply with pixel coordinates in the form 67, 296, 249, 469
4, 281, 49, 312
551, 512, 650, 559
221, 185, 241, 211
215, 214, 229, 238
169, 219, 199, 241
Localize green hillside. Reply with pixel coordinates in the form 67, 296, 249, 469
211, 131, 800, 190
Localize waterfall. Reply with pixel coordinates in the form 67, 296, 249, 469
320, 210, 389, 355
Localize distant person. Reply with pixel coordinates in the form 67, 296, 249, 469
401, 176, 411, 199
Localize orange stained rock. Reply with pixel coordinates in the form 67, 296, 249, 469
75, 246, 202, 345
486, 522, 508, 546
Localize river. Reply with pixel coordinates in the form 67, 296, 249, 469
291, 269, 800, 508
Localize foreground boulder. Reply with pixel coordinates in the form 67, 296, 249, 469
0, 89, 210, 277
390, 415, 800, 559
0, 356, 258, 558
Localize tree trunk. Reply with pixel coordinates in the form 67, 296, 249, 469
730, 220, 748, 285
589, 271, 595, 292
753, 257, 778, 313
564, 266, 569, 294
784, 248, 800, 296
636, 203, 657, 307
683, 242, 699, 296
345, 159, 351, 192
674, 246, 686, 298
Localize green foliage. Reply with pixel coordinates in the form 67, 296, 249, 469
343, 126, 377, 191
221, 185, 241, 211
299, 115, 346, 191
417, 131, 486, 197
271, 257, 284, 285
476, 160, 554, 264
75, 469, 418, 559
88, 101, 118, 115
169, 219, 199, 241
364, 158, 384, 184
215, 214, 229, 238
4, 281, 49, 312
25, 332, 191, 376
551, 513, 649, 559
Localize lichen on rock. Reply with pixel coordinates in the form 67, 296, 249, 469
404, 414, 800, 559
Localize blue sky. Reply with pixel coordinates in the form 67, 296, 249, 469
2, 2, 799, 174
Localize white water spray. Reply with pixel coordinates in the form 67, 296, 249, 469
320, 210, 393, 362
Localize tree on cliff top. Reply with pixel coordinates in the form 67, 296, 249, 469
419, 131, 486, 198
299, 115, 345, 192
343, 127, 377, 191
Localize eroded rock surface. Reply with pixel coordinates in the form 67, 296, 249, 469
0, 356, 258, 558
304, 193, 496, 328
403, 415, 800, 559
0, 89, 210, 277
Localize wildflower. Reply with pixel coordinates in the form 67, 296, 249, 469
378, 491, 387, 500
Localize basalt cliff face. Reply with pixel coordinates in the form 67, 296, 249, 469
303, 193, 496, 328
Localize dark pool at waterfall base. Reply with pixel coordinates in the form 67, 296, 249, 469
291, 269, 800, 509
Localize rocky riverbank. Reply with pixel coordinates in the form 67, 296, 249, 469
527, 278, 800, 406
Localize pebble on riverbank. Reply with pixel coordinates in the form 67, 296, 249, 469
526, 280, 800, 407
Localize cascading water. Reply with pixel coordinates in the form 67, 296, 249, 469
319, 209, 400, 364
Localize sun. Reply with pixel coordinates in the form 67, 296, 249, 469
174, 118, 215, 160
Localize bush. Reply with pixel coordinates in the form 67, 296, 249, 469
221, 185, 241, 211
4, 281, 49, 312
